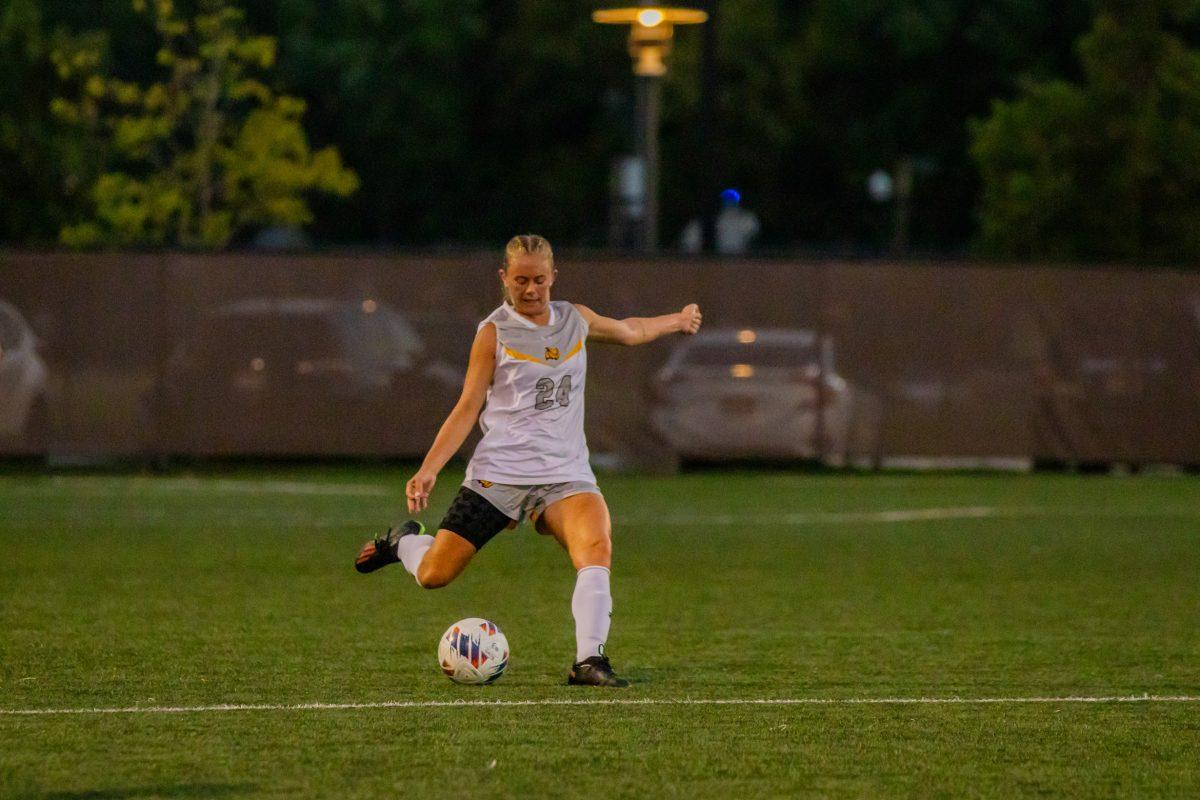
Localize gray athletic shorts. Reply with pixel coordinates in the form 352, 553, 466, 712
466, 479, 601, 527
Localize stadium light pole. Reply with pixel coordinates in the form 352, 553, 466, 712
594, 6, 708, 253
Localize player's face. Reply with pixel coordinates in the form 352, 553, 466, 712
501, 254, 556, 317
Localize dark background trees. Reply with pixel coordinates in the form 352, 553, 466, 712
4, 0, 1200, 258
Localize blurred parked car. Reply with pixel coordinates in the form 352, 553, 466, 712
406, 310, 479, 376
649, 328, 880, 465
0, 300, 49, 453
157, 298, 459, 455
1038, 345, 1200, 464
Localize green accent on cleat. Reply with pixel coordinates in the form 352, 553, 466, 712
354, 520, 424, 574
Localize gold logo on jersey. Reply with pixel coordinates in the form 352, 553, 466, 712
478, 480, 494, 488
544, 346, 560, 360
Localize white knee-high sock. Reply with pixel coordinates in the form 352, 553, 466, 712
572, 565, 612, 662
396, 534, 433, 582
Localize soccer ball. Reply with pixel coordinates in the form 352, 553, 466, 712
438, 618, 509, 685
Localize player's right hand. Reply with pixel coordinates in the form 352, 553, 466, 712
406, 470, 437, 513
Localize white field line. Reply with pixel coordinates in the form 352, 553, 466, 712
1, 477, 392, 498
178, 479, 390, 497
2, 695, 1198, 717
624, 506, 1200, 526
3, 504, 1198, 529
633, 507, 1000, 526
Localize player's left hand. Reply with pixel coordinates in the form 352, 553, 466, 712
679, 303, 702, 335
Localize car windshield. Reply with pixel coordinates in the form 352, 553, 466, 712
407, 313, 473, 366
190, 313, 342, 369
345, 308, 425, 367
682, 341, 817, 369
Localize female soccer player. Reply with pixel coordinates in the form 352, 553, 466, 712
355, 234, 702, 686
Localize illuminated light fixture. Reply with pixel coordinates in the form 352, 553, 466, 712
737, 329, 757, 344
594, 6, 708, 254
250, 357, 265, 372
638, 9, 664, 26
362, 299, 378, 313
592, 7, 708, 76
731, 363, 754, 379
592, 7, 708, 25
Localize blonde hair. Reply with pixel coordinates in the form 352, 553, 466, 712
501, 234, 554, 304
503, 234, 553, 270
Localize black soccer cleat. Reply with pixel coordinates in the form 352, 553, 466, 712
567, 653, 630, 688
355, 520, 425, 574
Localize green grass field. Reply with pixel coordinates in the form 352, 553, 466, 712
2, 467, 1199, 798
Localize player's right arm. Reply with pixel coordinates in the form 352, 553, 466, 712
406, 323, 496, 513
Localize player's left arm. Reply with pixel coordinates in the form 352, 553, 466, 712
574, 303, 702, 346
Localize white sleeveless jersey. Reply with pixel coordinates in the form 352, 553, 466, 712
466, 301, 595, 485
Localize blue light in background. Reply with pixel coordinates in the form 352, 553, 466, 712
720, 188, 742, 205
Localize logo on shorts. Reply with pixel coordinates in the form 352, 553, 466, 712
544, 346, 560, 360
478, 480, 494, 488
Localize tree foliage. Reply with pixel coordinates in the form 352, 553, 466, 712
649, 0, 1092, 250
12, 0, 1200, 257
52, 0, 358, 249
0, 0, 91, 242
971, 1, 1200, 259
254, 0, 628, 245
252, 0, 487, 243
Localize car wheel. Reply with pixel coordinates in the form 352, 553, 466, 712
846, 396, 884, 470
